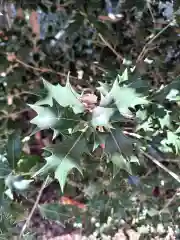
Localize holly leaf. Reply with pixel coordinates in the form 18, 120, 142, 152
119, 68, 128, 83
136, 117, 154, 132
29, 104, 58, 130
45, 136, 89, 159
55, 158, 82, 192
36, 78, 84, 114
52, 106, 82, 138
39, 203, 74, 223
29, 103, 77, 138
159, 111, 171, 129
109, 79, 148, 116
92, 133, 107, 151
105, 129, 135, 157
0, 161, 11, 179
136, 109, 147, 121
161, 131, 180, 154
91, 106, 115, 128
166, 89, 179, 101
33, 136, 88, 187
7, 131, 22, 169
97, 82, 110, 96
111, 153, 132, 177
33, 154, 61, 177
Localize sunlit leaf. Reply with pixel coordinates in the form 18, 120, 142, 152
13, 179, 33, 191
36, 78, 84, 114
159, 111, 171, 129
110, 80, 148, 116
161, 131, 180, 154
119, 68, 128, 83
91, 106, 114, 128
29, 104, 58, 130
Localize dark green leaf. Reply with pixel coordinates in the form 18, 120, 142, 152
111, 153, 132, 176
55, 158, 82, 192
105, 129, 135, 157
7, 131, 22, 169
39, 203, 74, 222
0, 161, 11, 179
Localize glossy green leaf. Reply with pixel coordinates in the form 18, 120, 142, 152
55, 158, 82, 192
0, 161, 11, 179
158, 111, 171, 129
7, 131, 22, 169
161, 131, 180, 154
36, 78, 84, 114
119, 68, 128, 83
105, 129, 136, 157
29, 104, 58, 130
33, 136, 88, 179
17, 155, 42, 173
110, 79, 149, 116
39, 203, 74, 222
111, 153, 132, 176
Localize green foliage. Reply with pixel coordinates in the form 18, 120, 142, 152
0, 1, 180, 238
7, 131, 22, 169
36, 78, 84, 114
27, 66, 180, 237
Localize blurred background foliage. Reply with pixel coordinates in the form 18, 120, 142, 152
0, 0, 179, 239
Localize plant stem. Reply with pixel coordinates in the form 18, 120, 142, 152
19, 176, 50, 238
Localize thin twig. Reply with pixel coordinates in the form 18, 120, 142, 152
0, 108, 29, 121
136, 21, 173, 63
159, 189, 178, 214
141, 150, 180, 183
2, 52, 78, 81
15, 58, 77, 80
98, 33, 124, 62
19, 176, 50, 238
147, 1, 155, 25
